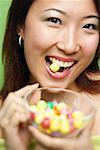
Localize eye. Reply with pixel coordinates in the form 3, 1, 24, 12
82, 24, 97, 30
46, 17, 62, 25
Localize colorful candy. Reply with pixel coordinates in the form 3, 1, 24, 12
29, 100, 87, 136
41, 117, 50, 129
50, 63, 60, 72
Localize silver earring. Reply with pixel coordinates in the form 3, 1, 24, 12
19, 35, 22, 46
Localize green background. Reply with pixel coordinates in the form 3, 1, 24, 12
0, 0, 12, 88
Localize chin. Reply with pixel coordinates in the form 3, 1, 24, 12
39, 81, 67, 89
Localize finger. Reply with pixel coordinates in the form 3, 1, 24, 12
0, 94, 30, 127
10, 111, 30, 126
0, 93, 15, 120
28, 126, 74, 149
1, 93, 28, 119
1, 102, 30, 128
14, 83, 39, 97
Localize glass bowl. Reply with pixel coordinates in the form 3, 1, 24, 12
24, 87, 96, 137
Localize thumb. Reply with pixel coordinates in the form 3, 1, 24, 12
14, 83, 39, 97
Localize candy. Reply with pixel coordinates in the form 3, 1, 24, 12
44, 109, 55, 118
47, 102, 54, 109
29, 100, 87, 136
72, 111, 83, 119
56, 102, 67, 111
73, 118, 84, 129
37, 100, 47, 110
30, 105, 38, 112
35, 113, 44, 124
41, 117, 51, 129
30, 112, 35, 121
60, 120, 70, 134
59, 114, 67, 121
50, 63, 60, 72
50, 117, 60, 132
39, 125, 52, 134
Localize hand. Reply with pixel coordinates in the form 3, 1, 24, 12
0, 83, 39, 150
29, 120, 94, 150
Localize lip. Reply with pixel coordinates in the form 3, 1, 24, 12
46, 65, 70, 79
45, 55, 76, 79
48, 55, 75, 62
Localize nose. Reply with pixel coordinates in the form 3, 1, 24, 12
56, 29, 80, 54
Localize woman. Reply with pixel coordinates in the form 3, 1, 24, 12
0, 0, 100, 149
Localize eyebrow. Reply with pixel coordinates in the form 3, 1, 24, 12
84, 15, 100, 20
42, 8, 67, 16
42, 8, 100, 20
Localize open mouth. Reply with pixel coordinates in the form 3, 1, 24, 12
45, 56, 77, 79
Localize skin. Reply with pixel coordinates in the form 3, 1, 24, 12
0, 0, 100, 150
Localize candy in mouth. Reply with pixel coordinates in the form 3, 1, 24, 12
45, 56, 75, 73
50, 63, 60, 72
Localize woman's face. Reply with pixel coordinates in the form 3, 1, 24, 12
21, 0, 99, 91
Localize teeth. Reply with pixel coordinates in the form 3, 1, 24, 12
49, 57, 74, 68
52, 58, 56, 63
63, 62, 74, 67
50, 57, 53, 61
59, 61, 64, 66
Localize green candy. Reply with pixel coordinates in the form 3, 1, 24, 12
47, 102, 54, 109
50, 63, 60, 72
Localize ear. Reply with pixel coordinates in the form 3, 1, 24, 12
17, 25, 25, 40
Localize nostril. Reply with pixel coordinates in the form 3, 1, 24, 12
56, 41, 80, 54
56, 41, 65, 50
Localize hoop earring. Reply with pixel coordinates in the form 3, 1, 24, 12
19, 35, 22, 46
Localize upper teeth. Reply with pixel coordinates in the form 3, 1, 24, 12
49, 57, 74, 68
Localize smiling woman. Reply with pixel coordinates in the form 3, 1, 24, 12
0, 0, 100, 150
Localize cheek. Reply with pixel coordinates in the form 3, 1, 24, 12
82, 35, 99, 58
24, 24, 58, 54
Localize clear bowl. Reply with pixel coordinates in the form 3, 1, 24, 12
24, 87, 96, 137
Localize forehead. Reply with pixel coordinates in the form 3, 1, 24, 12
27, 0, 98, 20
30, 0, 97, 14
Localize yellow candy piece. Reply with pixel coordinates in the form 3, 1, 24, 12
57, 102, 67, 111
73, 118, 84, 129
44, 109, 55, 118
50, 63, 60, 72
59, 114, 67, 121
50, 116, 60, 132
50, 122, 60, 132
45, 128, 52, 134
39, 125, 52, 134
60, 120, 70, 134
35, 113, 44, 124
29, 105, 38, 112
72, 111, 83, 119
37, 100, 47, 110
